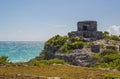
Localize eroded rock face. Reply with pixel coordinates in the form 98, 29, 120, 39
41, 21, 103, 66
55, 49, 93, 67
72, 54, 92, 66
44, 45, 60, 59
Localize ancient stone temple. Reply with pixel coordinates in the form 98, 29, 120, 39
69, 21, 103, 40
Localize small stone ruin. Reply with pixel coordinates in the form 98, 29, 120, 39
68, 21, 103, 40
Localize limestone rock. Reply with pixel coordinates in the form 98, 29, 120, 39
55, 49, 93, 67
91, 45, 100, 53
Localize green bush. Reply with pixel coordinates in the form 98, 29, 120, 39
100, 49, 118, 56
39, 50, 46, 59
87, 42, 94, 47
103, 74, 120, 79
110, 35, 120, 41
102, 31, 120, 41
70, 36, 83, 42
69, 41, 84, 49
112, 41, 117, 45
92, 49, 120, 70
102, 54, 120, 63
103, 31, 110, 39
58, 41, 84, 53
100, 44, 105, 49
45, 35, 67, 50
0, 56, 9, 65
106, 39, 110, 44
58, 43, 72, 53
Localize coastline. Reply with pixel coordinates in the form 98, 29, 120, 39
0, 41, 44, 62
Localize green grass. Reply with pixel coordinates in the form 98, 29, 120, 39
0, 65, 120, 79
28, 58, 67, 66
103, 74, 120, 79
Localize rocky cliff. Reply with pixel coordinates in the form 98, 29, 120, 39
36, 32, 120, 69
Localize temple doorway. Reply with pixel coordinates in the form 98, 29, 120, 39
83, 26, 87, 31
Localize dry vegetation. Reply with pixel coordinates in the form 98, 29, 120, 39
0, 65, 120, 79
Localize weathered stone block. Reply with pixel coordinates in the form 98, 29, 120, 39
68, 31, 103, 39
106, 46, 117, 50
77, 21, 97, 31
91, 45, 100, 53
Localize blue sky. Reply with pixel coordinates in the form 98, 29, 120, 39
0, 0, 120, 41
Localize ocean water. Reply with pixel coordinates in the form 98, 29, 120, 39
0, 41, 44, 62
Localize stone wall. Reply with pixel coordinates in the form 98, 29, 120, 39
68, 21, 103, 40
55, 49, 93, 66
77, 21, 97, 31
68, 31, 103, 39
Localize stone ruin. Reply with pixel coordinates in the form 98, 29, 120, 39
68, 21, 103, 40
54, 21, 120, 66
68, 21, 120, 53
67, 21, 104, 53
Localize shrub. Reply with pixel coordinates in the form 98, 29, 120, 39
103, 31, 110, 39
42, 35, 68, 59
39, 50, 46, 59
106, 39, 110, 44
112, 41, 117, 45
58, 43, 72, 53
87, 42, 94, 47
100, 49, 118, 56
111, 58, 120, 70
102, 54, 120, 63
92, 49, 120, 70
110, 35, 120, 41
0, 56, 9, 65
70, 36, 83, 42
103, 74, 120, 79
58, 41, 84, 53
69, 41, 84, 49
100, 44, 105, 49
45, 35, 67, 50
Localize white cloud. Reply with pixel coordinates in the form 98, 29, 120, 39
107, 25, 120, 35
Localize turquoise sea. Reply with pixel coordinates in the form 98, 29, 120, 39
0, 41, 44, 62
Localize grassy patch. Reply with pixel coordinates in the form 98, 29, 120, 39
103, 74, 120, 79
0, 65, 120, 79
29, 58, 67, 66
